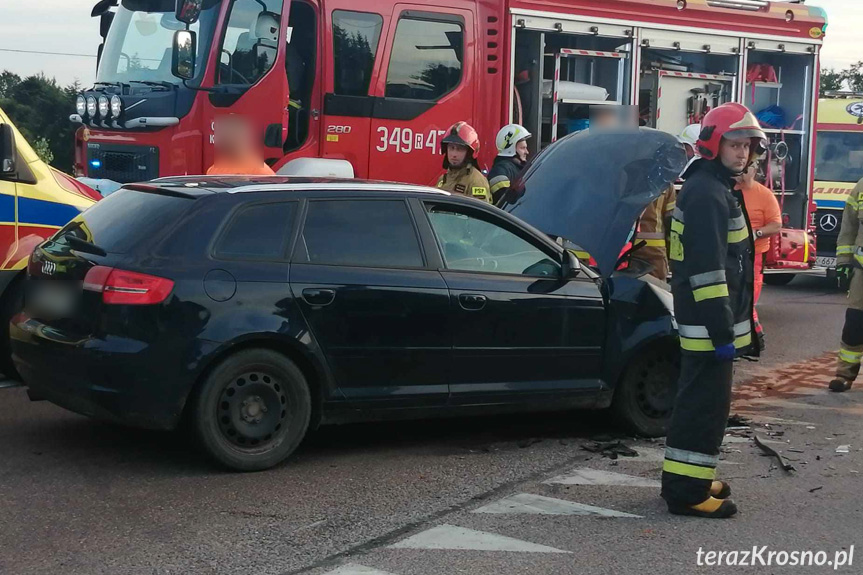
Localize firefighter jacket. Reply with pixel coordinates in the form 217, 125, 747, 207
436, 165, 492, 203
835, 178, 863, 267
488, 156, 524, 204
635, 186, 676, 281
669, 160, 755, 356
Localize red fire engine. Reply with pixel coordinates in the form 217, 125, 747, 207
73, 0, 825, 269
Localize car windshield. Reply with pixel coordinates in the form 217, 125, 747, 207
96, 0, 220, 86
815, 131, 863, 183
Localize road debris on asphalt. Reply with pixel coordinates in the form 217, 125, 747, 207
809, 486, 823, 493
727, 414, 751, 427
580, 440, 639, 459
754, 435, 796, 472
836, 445, 851, 454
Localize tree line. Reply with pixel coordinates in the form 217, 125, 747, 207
0, 70, 78, 172
820, 61, 863, 95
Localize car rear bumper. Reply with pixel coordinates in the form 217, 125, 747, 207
10, 315, 193, 430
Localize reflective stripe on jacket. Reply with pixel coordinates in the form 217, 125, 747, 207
669, 160, 756, 356
836, 178, 863, 267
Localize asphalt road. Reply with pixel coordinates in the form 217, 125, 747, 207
1, 274, 860, 575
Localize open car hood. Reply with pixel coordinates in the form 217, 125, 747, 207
499, 128, 686, 278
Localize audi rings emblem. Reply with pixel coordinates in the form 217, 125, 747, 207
820, 213, 839, 233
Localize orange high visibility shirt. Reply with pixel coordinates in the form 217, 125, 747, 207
207, 158, 275, 176
738, 180, 781, 254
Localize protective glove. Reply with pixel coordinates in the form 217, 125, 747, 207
837, 264, 854, 290
714, 343, 736, 362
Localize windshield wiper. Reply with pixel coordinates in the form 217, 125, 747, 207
128, 80, 175, 90
65, 236, 108, 258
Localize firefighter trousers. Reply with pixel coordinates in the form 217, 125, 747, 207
661, 354, 734, 506
836, 271, 863, 381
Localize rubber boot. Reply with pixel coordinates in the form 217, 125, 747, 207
668, 497, 738, 518
829, 377, 853, 393
710, 480, 731, 499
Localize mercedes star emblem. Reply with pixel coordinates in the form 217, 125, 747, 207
820, 213, 839, 232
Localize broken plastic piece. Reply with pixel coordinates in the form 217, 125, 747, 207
754, 435, 795, 473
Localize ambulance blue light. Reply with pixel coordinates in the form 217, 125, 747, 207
90, 159, 102, 169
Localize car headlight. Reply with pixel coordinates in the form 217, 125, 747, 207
98, 96, 110, 118
110, 95, 122, 118
86, 96, 97, 117
76, 95, 87, 116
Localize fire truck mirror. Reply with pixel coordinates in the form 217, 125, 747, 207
0, 124, 17, 176
175, 0, 203, 25
172, 30, 197, 81
99, 11, 114, 39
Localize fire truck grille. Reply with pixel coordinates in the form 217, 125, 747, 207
86, 144, 159, 184
815, 209, 840, 257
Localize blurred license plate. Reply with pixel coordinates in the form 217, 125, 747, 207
26, 282, 80, 319
816, 257, 836, 269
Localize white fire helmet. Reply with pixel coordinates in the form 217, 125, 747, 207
495, 124, 532, 157
679, 123, 701, 173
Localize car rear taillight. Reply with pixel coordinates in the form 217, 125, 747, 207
83, 265, 174, 305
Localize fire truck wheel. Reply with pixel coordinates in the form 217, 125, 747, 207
0, 276, 24, 380
763, 273, 795, 286
611, 343, 679, 438
192, 349, 311, 471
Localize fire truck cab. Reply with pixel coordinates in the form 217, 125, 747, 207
74, 0, 826, 260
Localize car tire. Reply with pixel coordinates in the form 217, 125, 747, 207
192, 349, 311, 471
0, 276, 24, 380
611, 345, 680, 437
763, 273, 795, 287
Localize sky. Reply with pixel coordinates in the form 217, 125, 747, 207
0, 0, 859, 87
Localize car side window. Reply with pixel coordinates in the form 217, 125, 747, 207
215, 202, 296, 259
426, 205, 561, 277
298, 200, 424, 268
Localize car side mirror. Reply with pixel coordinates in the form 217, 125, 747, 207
175, 0, 202, 25
0, 124, 16, 177
562, 249, 581, 279
172, 30, 197, 80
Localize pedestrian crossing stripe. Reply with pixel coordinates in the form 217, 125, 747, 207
390, 524, 571, 553
322, 565, 398, 575
473, 492, 641, 517
544, 468, 660, 488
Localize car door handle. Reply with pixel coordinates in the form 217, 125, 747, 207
458, 293, 487, 311
302, 288, 336, 306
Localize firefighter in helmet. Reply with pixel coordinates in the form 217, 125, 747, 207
828, 173, 863, 392
488, 124, 531, 204
663, 103, 764, 518
436, 121, 491, 203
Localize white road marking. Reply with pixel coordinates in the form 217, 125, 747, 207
544, 468, 660, 488
389, 524, 571, 554
322, 565, 398, 575
473, 492, 641, 518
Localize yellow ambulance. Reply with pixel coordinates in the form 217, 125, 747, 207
813, 96, 863, 270
0, 107, 99, 376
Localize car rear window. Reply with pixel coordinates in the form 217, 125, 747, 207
62, 188, 194, 254
215, 202, 297, 259
298, 200, 424, 268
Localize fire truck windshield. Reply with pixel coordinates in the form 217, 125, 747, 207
96, 0, 219, 86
